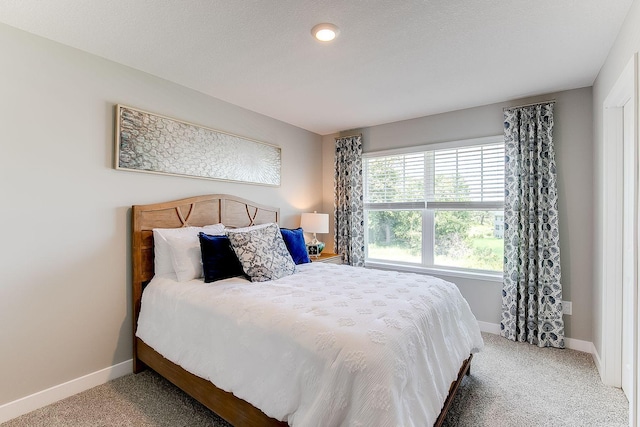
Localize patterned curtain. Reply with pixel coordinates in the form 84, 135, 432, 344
500, 102, 564, 348
334, 135, 365, 267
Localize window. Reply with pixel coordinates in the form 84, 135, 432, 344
363, 136, 504, 273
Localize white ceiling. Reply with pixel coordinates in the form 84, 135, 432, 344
0, 0, 633, 135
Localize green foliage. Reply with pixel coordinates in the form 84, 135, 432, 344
368, 210, 422, 256
434, 210, 470, 255
433, 174, 472, 257
471, 246, 502, 271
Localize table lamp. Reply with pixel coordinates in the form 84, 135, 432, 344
300, 211, 329, 257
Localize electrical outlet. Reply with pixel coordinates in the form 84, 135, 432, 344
562, 301, 572, 315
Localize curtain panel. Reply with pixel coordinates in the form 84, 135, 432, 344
334, 135, 365, 267
500, 102, 565, 348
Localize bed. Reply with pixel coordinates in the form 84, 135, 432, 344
132, 194, 483, 426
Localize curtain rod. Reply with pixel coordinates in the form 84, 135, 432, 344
503, 99, 556, 110
335, 133, 362, 139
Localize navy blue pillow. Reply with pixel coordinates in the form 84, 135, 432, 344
198, 232, 245, 283
280, 227, 311, 265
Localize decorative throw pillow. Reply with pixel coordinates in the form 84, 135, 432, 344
198, 233, 245, 283
227, 223, 295, 282
153, 224, 225, 280
280, 227, 311, 265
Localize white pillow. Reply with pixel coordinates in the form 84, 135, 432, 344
166, 235, 207, 282
153, 224, 225, 280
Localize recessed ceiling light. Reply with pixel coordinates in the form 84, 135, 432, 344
311, 23, 340, 42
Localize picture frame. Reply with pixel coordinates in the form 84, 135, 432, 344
115, 104, 281, 186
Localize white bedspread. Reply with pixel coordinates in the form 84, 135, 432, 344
136, 263, 483, 427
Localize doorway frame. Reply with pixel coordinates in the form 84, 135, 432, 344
601, 53, 638, 427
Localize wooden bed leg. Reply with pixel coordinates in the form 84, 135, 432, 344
133, 357, 147, 374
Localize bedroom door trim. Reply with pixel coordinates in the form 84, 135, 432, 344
601, 53, 638, 427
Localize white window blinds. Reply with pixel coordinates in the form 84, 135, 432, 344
364, 153, 425, 209
364, 141, 504, 210
429, 143, 504, 209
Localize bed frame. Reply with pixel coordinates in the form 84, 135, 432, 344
131, 194, 471, 427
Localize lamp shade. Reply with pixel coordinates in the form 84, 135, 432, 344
300, 212, 329, 234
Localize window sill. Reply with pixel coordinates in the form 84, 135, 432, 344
364, 261, 503, 282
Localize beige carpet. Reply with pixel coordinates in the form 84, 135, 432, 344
441, 333, 628, 427
2, 333, 628, 427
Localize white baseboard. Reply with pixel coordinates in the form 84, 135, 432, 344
478, 321, 594, 354
564, 337, 595, 354
0, 359, 132, 424
477, 320, 501, 335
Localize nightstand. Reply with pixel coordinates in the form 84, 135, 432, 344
312, 252, 343, 264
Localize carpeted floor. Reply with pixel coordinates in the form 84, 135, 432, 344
441, 333, 628, 427
2, 333, 628, 427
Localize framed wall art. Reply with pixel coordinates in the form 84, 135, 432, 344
115, 105, 281, 186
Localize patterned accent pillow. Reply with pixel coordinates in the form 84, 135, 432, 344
227, 223, 295, 282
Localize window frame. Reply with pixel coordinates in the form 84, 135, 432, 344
363, 135, 504, 281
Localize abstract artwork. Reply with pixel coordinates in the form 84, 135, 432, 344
115, 105, 281, 186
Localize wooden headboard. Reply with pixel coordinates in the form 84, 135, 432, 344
131, 194, 279, 370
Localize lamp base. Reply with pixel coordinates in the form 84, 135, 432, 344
306, 240, 325, 258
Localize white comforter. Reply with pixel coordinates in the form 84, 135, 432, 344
136, 263, 483, 427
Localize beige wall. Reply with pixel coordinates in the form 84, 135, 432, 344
322, 87, 594, 341
592, 0, 640, 358
0, 23, 322, 406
